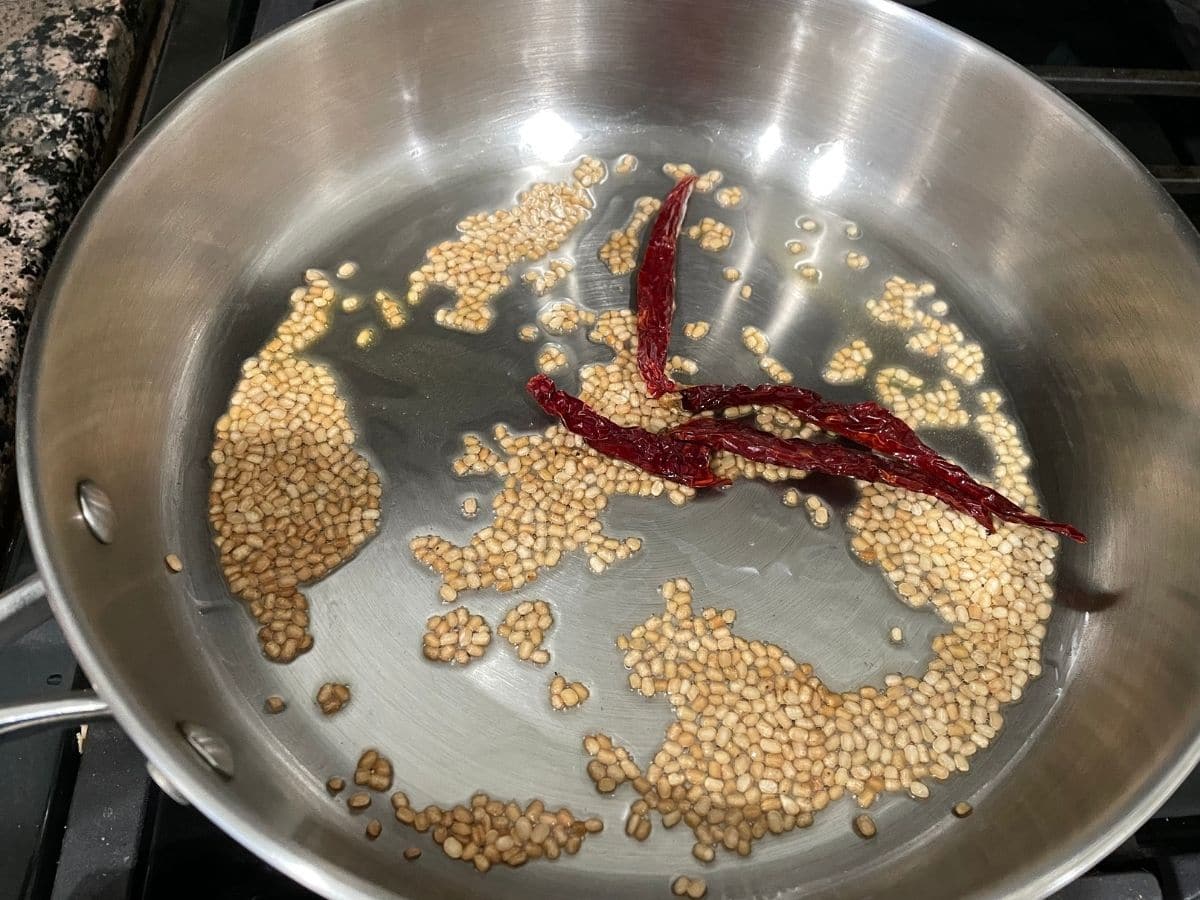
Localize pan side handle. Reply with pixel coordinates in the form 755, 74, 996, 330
0, 574, 113, 737
0, 573, 52, 644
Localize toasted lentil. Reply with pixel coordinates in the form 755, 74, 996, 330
264, 695, 286, 714
672, 874, 708, 898
536, 343, 569, 374
782, 488, 801, 507
583, 733, 643, 793
407, 160, 598, 332
683, 321, 710, 340
550, 675, 590, 710
347, 791, 371, 811
355, 749, 394, 792
366, 819, 383, 840
952, 801, 974, 818
714, 185, 743, 208
208, 278, 384, 664
739, 284, 752, 301
498, 599, 554, 665
340, 294, 361, 313
518, 324, 540, 342
422, 607, 491, 665
327, 776, 345, 795
822, 339, 873, 385
929, 299, 949, 316
336, 261, 359, 279
615, 153, 638, 175
786, 240, 807, 255
164, 553, 183, 573
355, 327, 376, 349
599, 196, 661, 275
853, 814, 877, 838
403, 847, 422, 861
722, 267, 741, 282
317, 682, 351, 715
461, 496, 479, 518
694, 169, 724, 193
798, 264, 820, 281
390, 790, 600, 869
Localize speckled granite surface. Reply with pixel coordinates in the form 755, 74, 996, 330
0, 0, 150, 502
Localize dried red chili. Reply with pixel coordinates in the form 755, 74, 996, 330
670, 416, 1003, 529
636, 175, 696, 398
679, 384, 1085, 542
526, 374, 727, 489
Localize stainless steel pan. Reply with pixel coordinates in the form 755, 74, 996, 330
4, 0, 1200, 897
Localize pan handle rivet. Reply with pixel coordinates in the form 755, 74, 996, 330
76, 481, 115, 545
179, 722, 235, 778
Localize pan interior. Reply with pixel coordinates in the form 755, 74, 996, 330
21, 1, 1200, 898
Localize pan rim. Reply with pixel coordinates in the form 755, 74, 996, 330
17, 0, 1200, 897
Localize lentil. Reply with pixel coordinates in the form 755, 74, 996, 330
952, 801, 973, 818
422, 607, 491, 665
355, 749, 394, 791
615, 153, 638, 175
739, 284, 752, 301
264, 695, 286, 714
403, 847, 422, 861
685, 217, 734, 252
327, 776, 345, 795
822, 339, 873, 385
538, 299, 594, 335
375, 290, 407, 329
347, 791, 371, 811
672, 875, 708, 898
759, 356, 794, 385
599, 196, 661, 275
786, 239, 806, 255
498, 599, 554, 665
846, 251, 870, 271
524, 258, 575, 297
714, 185, 743, 208
518, 324, 540, 342
798, 217, 819, 232
336, 261, 358, 279
798, 264, 820, 281
694, 169, 724, 193
317, 682, 351, 715
390, 790, 601, 869
889, 626, 904, 643
355, 327, 376, 349
583, 733, 643, 793
550, 674, 590, 710
805, 494, 830, 528
461, 496, 479, 518
874, 367, 970, 430
722, 266, 741, 282
164, 553, 183, 573
782, 488, 801, 507
407, 159, 598, 332
537, 343, 569, 374
340, 294, 361, 313
846, 223, 861, 239
683, 321, 710, 340
853, 814, 877, 839
366, 819, 383, 840
741, 325, 769, 357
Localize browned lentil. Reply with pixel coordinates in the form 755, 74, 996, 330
853, 814, 877, 839
390, 790, 601, 870
347, 791, 371, 811
164, 553, 183, 573
403, 847, 422, 861
264, 695, 286, 714
550, 675, 590, 710
952, 801, 974, 818
355, 749, 394, 792
498, 599, 553, 665
327, 776, 345, 795
365, 819, 383, 840
317, 682, 351, 715
421, 607, 491, 665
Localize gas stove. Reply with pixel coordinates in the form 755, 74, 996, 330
2, 1, 1198, 897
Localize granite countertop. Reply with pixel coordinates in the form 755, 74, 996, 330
0, 0, 151, 505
